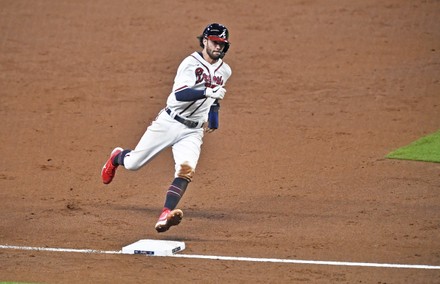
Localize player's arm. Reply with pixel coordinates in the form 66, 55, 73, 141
174, 86, 206, 101
173, 59, 207, 101
175, 86, 226, 101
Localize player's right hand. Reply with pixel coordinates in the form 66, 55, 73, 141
205, 86, 226, 100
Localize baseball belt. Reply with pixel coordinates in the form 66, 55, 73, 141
165, 108, 204, 129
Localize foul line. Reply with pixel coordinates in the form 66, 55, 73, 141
171, 254, 440, 270
1, 244, 439, 270
0, 245, 121, 255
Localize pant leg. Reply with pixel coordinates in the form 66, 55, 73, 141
171, 127, 204, 181
123, 111, 177, 170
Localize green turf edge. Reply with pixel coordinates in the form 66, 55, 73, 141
386, 130, 440, 163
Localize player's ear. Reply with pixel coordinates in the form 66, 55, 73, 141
203, 38, 208, 47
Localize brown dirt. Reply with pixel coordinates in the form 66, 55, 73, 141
1, 0, 439, 283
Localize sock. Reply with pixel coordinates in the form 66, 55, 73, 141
112, 149, 131, 166
163, 178, 189, 210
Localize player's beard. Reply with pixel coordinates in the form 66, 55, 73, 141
206, 46, 222, 61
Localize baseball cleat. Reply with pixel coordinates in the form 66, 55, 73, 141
155, 209, 183, 233
101, 147, 123, 184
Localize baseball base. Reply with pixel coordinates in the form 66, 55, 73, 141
121, 239, 185, 256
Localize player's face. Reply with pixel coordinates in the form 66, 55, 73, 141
205, 39, 226, 60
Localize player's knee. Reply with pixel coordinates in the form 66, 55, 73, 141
123, 157, 142, 171
176, 163, 194, 182
124, 163, 141, 171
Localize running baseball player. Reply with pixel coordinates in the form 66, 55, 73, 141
101, 23, 232, 233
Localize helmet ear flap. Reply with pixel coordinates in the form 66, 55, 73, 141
221, 42, 230, 58
197, 35, 205, 49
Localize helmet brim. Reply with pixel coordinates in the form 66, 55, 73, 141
207, 35, 229, 43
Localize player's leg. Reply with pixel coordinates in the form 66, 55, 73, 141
123, 112, 178, 170
155, 128, 204, 232
167, 128, 203, 208
154, 176, 188, 233
101, 111, 177, 184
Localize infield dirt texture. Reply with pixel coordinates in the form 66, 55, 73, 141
0, 0, 439, 283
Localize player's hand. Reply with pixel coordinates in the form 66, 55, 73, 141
205, 86, 226, 100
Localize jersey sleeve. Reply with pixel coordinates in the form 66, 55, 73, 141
208, 100, 220, 129
175, 88, 206, 101
172, 57, 200, 92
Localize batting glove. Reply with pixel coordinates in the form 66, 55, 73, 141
205, 86, 226, 100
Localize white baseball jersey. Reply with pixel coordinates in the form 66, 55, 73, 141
167, 51, 232, 121
123, 51, 232, 180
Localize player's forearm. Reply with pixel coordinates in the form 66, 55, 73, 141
174, 88, 206, 101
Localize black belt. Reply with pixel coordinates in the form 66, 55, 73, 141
165, 108, 202, 128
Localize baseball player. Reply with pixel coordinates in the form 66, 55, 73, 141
101, 23, 232, 233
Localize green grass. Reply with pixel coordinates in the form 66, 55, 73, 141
386, 130, 440, 163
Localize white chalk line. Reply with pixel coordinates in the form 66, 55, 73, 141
0, 245, 121, 255
1, 244, 439, 270
171, 254, 440, 270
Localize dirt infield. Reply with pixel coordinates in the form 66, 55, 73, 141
1, 0, 439, 283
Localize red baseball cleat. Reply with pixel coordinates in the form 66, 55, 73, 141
101, 147, 123, 184
155, 209, 183, 233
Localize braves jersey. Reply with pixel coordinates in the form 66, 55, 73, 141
166, 51, 232, 122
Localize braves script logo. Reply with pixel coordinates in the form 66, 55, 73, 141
195, 67, 223, 87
